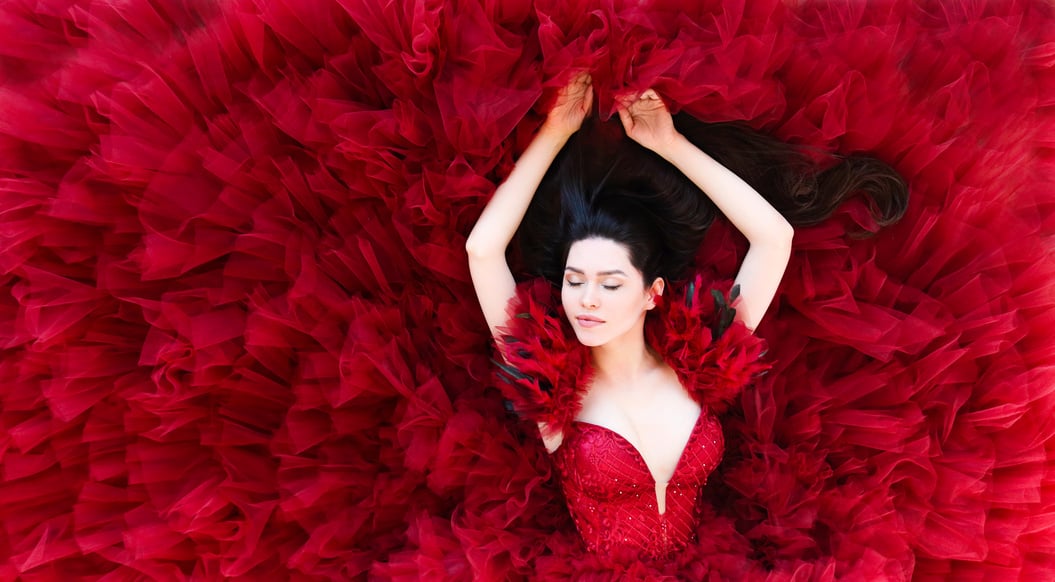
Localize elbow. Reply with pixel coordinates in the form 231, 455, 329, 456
464, 236, 486, 260
465, 234, 501, 261
750, 217, 794, 249
775, 218, 794, 246
774, 223, 794, 256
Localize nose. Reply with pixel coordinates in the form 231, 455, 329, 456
581, 284, 599, 310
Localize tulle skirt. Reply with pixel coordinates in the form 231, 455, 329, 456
0, 0, 1053, 579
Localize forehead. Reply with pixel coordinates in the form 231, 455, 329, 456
564, 238, 635, 273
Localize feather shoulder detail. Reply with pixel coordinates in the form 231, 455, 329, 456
493, 278, 593, 437
645, 272, 771, 415
492, 273, 770, 437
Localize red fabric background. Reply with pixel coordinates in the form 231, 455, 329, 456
1, 0, 1053, 579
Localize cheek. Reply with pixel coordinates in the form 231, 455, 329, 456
561, 286, 578, 314
610, 290, 645, 318
560, 286, 571, 306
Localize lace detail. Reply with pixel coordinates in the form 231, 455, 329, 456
552, 411, 725, 558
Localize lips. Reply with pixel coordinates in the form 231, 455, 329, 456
576, 315, 604, 328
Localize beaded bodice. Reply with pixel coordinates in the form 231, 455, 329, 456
551, 410, 725, 558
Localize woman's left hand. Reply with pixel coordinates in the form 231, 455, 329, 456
617, 89, 679, 154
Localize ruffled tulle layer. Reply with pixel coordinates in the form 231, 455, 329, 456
1, 0, 1053, 579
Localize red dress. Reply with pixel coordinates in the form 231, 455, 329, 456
495, 274, 770, 560
2, 1, 1053, 578
553, 411, 725, 558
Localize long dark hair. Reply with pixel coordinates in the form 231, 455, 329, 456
517, 113, 908, 286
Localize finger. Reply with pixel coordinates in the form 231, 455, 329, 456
616, 90, 639, 105
584, 85, 594, 114
559, 72, 582, 96
642, 89, 658, 100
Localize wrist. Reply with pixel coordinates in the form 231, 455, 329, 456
539, 119, 577, 142
652, 132, 688, 161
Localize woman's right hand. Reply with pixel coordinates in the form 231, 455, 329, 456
617, 88, 678, 155
542, 72, 593, 138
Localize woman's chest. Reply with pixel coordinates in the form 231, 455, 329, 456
573, 369, 702, 484
556, 411, 725, 496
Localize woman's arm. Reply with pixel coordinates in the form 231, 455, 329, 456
466, 73, 593, 340
618, 90, 793, 331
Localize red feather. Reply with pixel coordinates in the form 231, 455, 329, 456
494, 273, 770, 435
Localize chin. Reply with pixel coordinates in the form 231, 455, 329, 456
572, 329, 608, 347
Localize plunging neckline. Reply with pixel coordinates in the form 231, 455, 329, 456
572, 410, 705, 486
571, 411, 705, 516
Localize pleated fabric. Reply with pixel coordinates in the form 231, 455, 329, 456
0, 0, 1053, 580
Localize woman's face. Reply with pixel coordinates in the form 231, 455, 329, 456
561, 237, 663, 347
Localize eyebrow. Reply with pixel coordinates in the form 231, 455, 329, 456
564, 267, 628, 277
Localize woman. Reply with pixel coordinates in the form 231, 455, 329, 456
465, 73, 907, 559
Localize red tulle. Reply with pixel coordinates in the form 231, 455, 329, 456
1, 0, 1053, 579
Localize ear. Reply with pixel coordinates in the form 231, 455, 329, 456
646, 277, 665, 309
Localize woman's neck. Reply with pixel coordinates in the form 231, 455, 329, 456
589, 325, 660, 386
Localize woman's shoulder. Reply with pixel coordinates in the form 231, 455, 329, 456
492, 277, 592, 437
647, 272, 771, 414
496, 277, 569, 353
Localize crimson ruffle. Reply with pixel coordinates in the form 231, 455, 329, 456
647, 273, 771, 416
0, 0, 1053, 580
